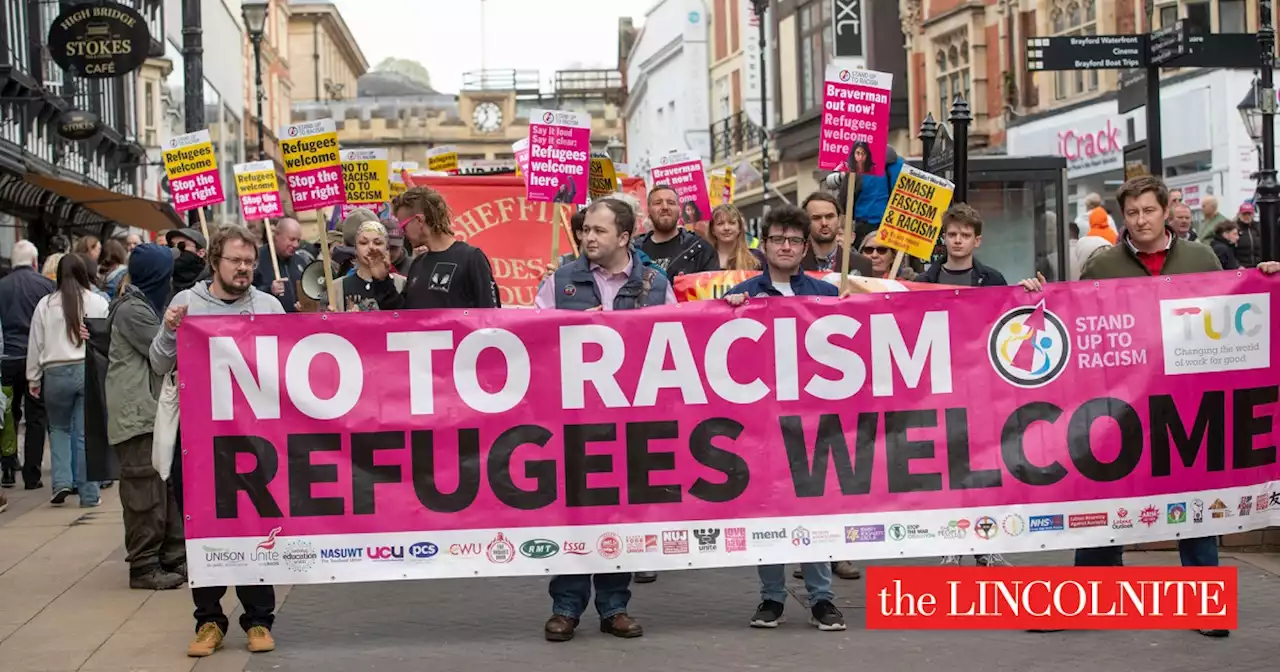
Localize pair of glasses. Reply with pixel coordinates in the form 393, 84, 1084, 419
862, 246, 892, 255
767, 236, 806, 247
219, 257, 256, 269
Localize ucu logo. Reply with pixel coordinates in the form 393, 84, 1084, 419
1171, 302, 1264, 340
366, 546, 404, 560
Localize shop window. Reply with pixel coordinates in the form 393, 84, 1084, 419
1159, 5, 1178, 27
1052, 0, 1098, 101
798, 1, 825, 114
1185, 1, 1210, 31
1218, 0, 1246, 33
934, 32, 970, 121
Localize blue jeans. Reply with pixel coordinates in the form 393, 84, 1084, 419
44, 364, 98, 506
549, 573, 631, 620
1074, 536, 1218, 567
759, 563, 834, 604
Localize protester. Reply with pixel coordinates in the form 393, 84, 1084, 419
703, 204, 761, 270
1073, 193, 1116, 236
340, 219, 406, 311
77, 254, 110, 302
150, 225, 281, 657
1234, 203, 1263, 268
1019, 176, 1280, 638
1207, 219, 1242, 270
1169, 203, 1197, 242
840, 145, 904, 248
27, 254, 108, 507
385, 223, 412, 275
799, 192, 873, 277
105, 243, 185, 590
535, 198, 673, 642
859, 229, 917, 280
0, 240, 55, 489
167, 228, 208, 298
99, 239, 129, 299
918, 204, 1008, 287
73, 234, 101, 263
42, 252, 63, 281
1072, 219, 1113, 280
634, 185, 717, 277
125, 232, 144, 254
722, 204, 846, 631
391, 186, 500, 309
1085, 206, 1117, 244
252, 216, 311, 313
558, 208, 588, 267
1196, 195, 1229, 239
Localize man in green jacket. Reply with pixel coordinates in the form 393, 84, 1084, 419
1020, 175, 1279, 638
105, 243, 186, 591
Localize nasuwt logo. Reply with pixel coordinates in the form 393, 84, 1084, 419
988, 300, 1070, 388
1160, 294, 1270, 375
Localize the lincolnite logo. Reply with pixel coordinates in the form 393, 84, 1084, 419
1057, 119, 1121, 162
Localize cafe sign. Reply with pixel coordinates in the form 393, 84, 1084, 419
46, 1, 151, 79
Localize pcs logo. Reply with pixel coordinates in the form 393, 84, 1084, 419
989, 300, 1070, 388
408, 542, 438, 560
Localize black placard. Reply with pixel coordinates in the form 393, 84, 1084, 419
46, 1, 151, 79
1026, 35, 1146, 71
1167, 33, 1260, 68
57, 109, 102, 141
831, 0, 865, 59
1117, 68, 1148, 114
1148, 21, 1191, 67
926, 123, 954, 178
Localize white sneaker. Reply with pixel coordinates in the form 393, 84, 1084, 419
976, 553, 1013, 567
940, 555, 960, 565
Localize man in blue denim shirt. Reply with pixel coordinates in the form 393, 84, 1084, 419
723, 204, 845, 631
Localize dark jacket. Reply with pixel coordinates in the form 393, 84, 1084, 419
633, 229, 718, 278
252, 245, 313, 313
552, 255, 671, 311
0, 266, 55, 360
105, 286, 164, 445
727, 270, 840, 298
801, 245, 875, 277
918, 257, 1008, 286
1081, 228, 1221, 279
1209, 237, 1241, 270
1235, 219, 1263, 268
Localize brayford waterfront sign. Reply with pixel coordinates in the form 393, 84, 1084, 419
46, 1, 151, 79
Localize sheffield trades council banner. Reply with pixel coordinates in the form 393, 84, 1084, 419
176, 273, 1280, 587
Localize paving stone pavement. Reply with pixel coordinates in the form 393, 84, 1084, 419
2, 449, 1279, 672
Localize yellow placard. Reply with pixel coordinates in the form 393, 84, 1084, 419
235, 169, 278, 196
427, 146, 459, 173
589, 153, 617, 199
280, 120, 341, 174
341, 148, 390, 204
709, 167, 736, 207
878, 165, 955, 261
162, 130, 218, 181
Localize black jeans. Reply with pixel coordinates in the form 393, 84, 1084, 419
2, 357, 46, 485
116, 434, 186, 572
172, 427, 276, 633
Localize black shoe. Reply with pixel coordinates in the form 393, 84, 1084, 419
1, 465, 15, 488
100, 480, 114, 489
808, 600, 846, 631
165, 562, 188, 579
24, 480, 43, 491
633, 571, 657, 583
1197, 629, 1230, 638
749, 600, 785, 628
50, 487, 73, 505
129, 567, 186, 590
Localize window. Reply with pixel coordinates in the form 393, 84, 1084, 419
1159, 5, 1177, 27
798, 1, 825, 113
934, 32, 970, 120
144, 81, 155, 129
1185, 1, 1209, 31
715, 75, 731, 121
1218, 0, 1245, 32
1051, 0, 1098, 100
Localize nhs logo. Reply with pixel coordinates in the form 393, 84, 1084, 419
1029, 515, 1064, 532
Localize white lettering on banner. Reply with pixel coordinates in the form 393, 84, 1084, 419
208, 314, 955, 421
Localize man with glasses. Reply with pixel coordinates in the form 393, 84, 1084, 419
385, 186, 500, 309
722, 204, 845, 631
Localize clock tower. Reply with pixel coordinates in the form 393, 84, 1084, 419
464, 95, 510, 134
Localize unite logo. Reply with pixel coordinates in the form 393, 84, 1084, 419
1160, 294, 1270, 375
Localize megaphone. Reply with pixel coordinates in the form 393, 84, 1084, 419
296, 260, 340, 313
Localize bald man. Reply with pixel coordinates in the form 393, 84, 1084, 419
1197, 195, 1229, 239
252, 216, 314, 312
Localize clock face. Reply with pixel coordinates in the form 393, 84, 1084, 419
473, 102, 503, 132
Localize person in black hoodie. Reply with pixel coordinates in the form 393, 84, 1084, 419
633, 185, 717, 278
166, 228, 208, 299
1207, 219, 1242, 270
0, 240, 55, 488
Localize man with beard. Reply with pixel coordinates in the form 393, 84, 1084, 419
386, 186, 499, 309
166, 228, 207, 298
799, 192, 873, 278
252, 217, 312, 313
633, 185, 717, 277
151, 225, 283, 657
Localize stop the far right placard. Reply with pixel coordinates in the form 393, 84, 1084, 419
818, 66, 893, 176
879, 164, 955, 261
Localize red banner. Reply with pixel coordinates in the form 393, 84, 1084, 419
410, 176, 575, 307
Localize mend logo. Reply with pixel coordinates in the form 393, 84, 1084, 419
865, 566, 1237, 630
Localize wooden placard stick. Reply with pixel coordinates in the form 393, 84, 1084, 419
837, 176, 857, 292
549, 203, 563, 263
316, 209, 340, 310
263, 218, 281, 281
561, 205, 580, 257
196, 207, 211, 243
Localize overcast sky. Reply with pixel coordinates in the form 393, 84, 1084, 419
329, 0, 657, 94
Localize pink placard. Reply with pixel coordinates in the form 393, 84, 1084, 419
238, 192, 282, 221
818, 66, 893, 175
525, 109, 591, 204
650, 151, 712, 225
280, 119, 346, 211
232, 161, 283, 221
163, 130, 226, 213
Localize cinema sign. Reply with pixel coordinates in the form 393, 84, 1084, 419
46, 1, 151, 79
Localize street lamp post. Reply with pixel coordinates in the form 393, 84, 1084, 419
1257, 1, 1278, 262
750, 0, 769, 208
242, 0, 270, 161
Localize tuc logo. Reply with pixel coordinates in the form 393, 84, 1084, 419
1056, 119, 1122, 162
1160, 294, 1271, 375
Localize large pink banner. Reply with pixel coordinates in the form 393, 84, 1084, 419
177, 272, 1279, 586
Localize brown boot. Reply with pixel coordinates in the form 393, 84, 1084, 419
246, 625, 275, 652
544, 615, 579, 642
833, 561, 862, 580
600, 613, 644, 638
186, 623, 224, 657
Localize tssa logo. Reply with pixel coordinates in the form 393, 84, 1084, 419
408, 542, 438, 559
367, 546, 404, 561
563, 541, 591, 555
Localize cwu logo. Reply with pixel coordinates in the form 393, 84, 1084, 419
989, 300, 1070, 388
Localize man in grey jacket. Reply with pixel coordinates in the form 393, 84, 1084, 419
150, 225, 284, 659
107, 243, 186, 591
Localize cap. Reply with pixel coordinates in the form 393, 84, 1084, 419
1239, 202, 1255, 214
386, 224, 406, 247
165, 227, 207, 250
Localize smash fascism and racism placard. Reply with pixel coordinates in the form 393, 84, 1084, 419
232, 161, 283, 221
175, 271, 1278, 587
279, 119, 345, 211
162, 130, 225, 212
878, 165, 956, 261
651, 151, 712, 225
709, 167, 735, 207
818, 66, 893, 175
526, 110, 591, 204
589, 152, 618, 200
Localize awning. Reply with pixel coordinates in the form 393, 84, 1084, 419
21, 172, 184, 233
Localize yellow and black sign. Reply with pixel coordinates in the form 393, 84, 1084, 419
589, 152, 617, 200
46, 2, 151, 79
